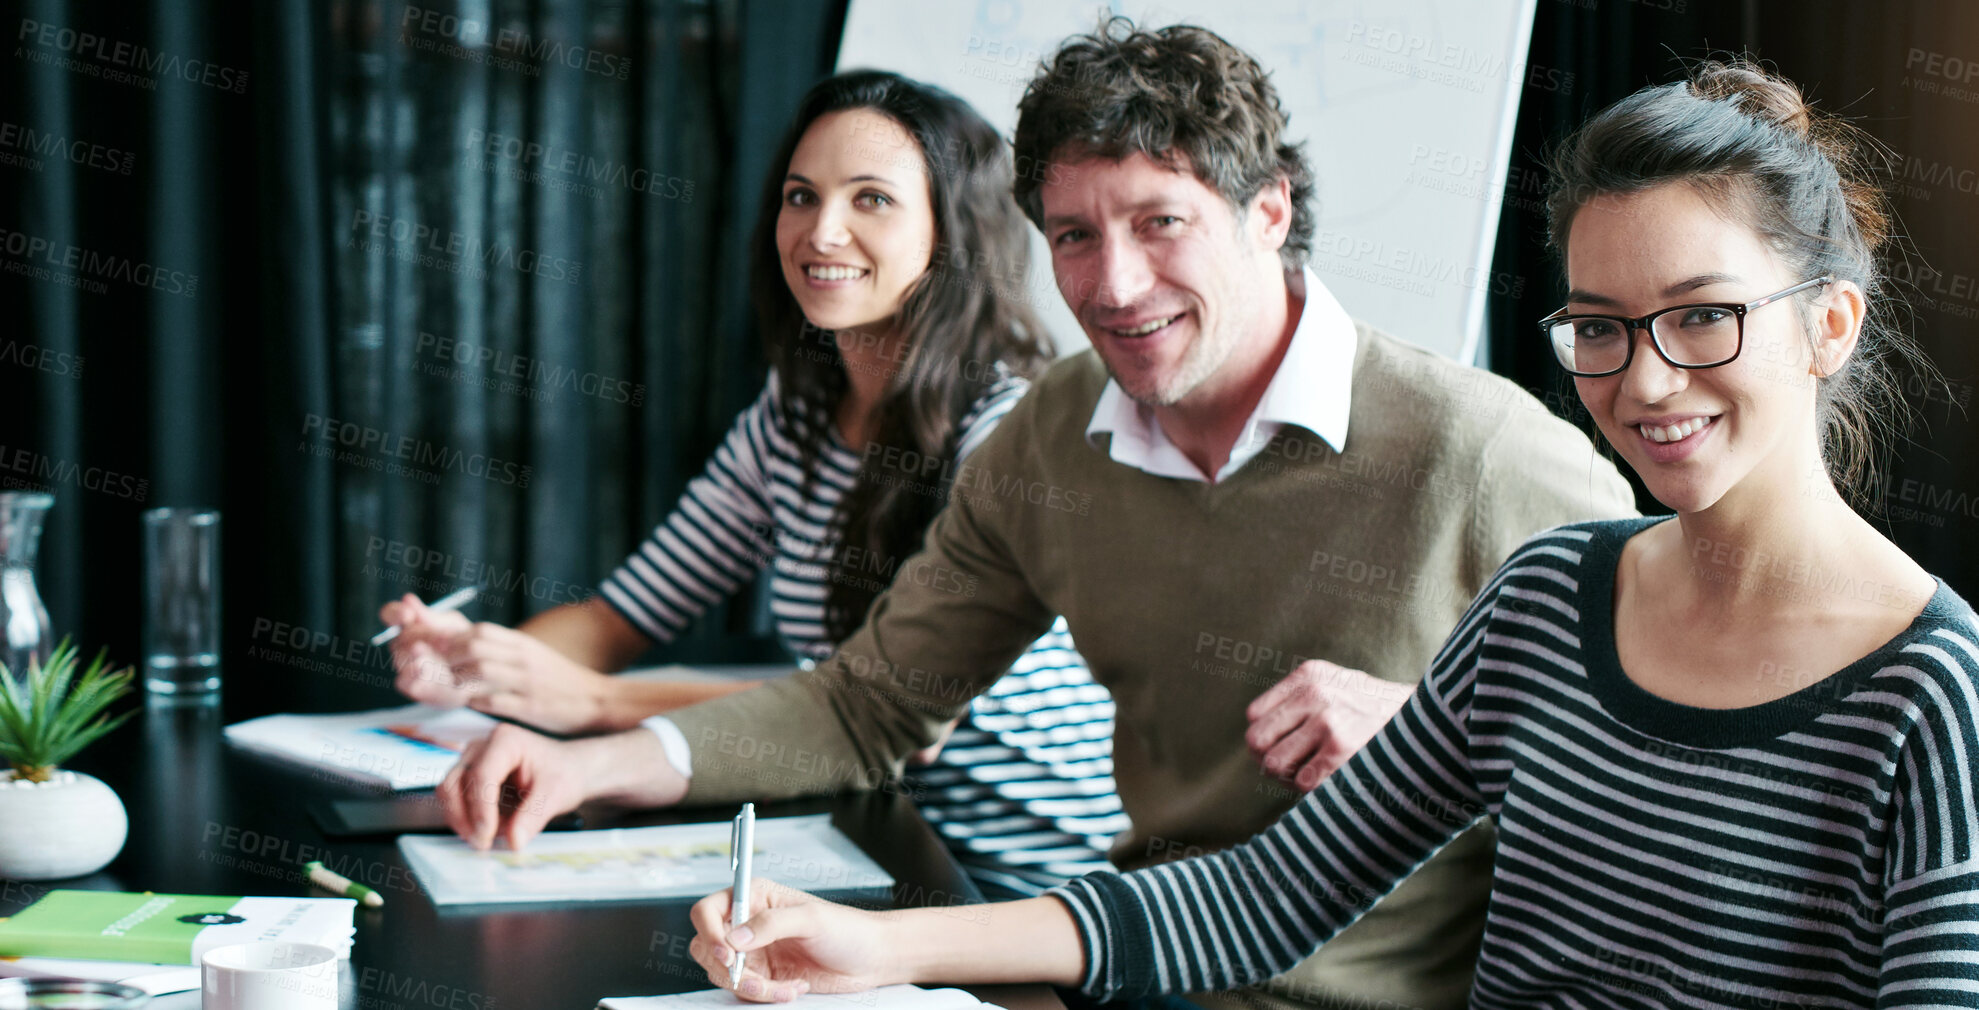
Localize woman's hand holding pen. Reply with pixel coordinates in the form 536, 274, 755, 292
688, 880, 902, 1002
378, 593, 618, 734
380, 594, 480, 708
687, 883, 1087, 1001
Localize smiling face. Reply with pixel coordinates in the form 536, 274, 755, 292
1040, 151, 1283, 408
1566, 183, 1838, 514
775, 109, 936, 336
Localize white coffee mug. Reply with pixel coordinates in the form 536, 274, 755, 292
200, 942, 338, 1010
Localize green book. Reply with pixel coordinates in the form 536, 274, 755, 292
0, 891, 355, 965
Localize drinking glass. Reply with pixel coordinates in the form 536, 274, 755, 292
142, 508, 220, 694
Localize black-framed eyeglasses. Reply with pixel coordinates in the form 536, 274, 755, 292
1538, 276, 1833, 377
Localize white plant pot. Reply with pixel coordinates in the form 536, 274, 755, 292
0, 769, 128, 880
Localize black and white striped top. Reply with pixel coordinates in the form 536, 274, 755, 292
601, 371, 1129, 895
1053, 517, 1979, 1007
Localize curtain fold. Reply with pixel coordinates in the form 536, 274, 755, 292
3, 0, 846, 716
24, 0, 1966, 718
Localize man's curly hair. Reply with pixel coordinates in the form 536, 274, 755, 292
1012, 17, 1315, 267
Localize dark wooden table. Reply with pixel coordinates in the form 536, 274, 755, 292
2, 693, 1064, 1010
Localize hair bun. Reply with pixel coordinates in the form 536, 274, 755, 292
1688, 59, 1892, 252
1688, 59, 1814, 138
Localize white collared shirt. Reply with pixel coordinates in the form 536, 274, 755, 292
1083, 266, 1355, 483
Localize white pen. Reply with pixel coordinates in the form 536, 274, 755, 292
728, 802, 755, 988
371, 586, 479, 646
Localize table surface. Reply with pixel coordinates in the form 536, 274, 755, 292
0, 693, 1064, 1010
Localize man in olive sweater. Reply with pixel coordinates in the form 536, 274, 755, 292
435, 21, 1636, 1010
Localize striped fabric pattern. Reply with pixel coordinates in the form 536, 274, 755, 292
913, 636, 1124, 893
1052, 518, 1979, 1007
600, 371, 1128, 892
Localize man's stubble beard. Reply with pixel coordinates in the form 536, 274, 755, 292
1106, 314, 1241, 408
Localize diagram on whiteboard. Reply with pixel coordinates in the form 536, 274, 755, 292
398, 815, 894, 905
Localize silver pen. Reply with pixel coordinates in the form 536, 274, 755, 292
371, 586, 479, 646
729, 802, 756, 987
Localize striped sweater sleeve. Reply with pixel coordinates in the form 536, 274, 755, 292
1048, 565, 1503, 1001
598, 380, 781, 643
1879, 628, 1979, 1006
954, 369, 1030, 462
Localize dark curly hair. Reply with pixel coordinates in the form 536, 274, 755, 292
1012, 17, 1315, 268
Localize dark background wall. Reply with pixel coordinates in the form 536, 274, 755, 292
1, 0, 1973, 721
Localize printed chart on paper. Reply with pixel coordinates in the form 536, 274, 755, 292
399, 814, 894, 905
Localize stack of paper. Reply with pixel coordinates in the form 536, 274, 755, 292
223, 704, 497, 790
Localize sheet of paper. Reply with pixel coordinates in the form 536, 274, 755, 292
223, 704, 498, 790
599, 983, 991, 1010
400, 814, 894, 906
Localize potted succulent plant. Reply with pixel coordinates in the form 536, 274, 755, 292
0, 639, 136, 880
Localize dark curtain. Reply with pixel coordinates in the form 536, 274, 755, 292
14, 0, 1977, 719
1, 0, 847, 718
1488, 0, 1979, 600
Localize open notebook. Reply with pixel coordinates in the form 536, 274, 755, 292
222, 669, 781, 791
600, 984, 1005, 1010
223, 704, 496, 790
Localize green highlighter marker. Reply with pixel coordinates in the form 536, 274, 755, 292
305, 860, 384, 908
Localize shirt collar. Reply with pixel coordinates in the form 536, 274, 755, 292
1084, 265, 1356, 472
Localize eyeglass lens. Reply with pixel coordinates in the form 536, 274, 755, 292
1548, 305, 1741, 374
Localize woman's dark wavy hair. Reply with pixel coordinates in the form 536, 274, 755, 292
750, 70, 1050, 643
1545, 59, 1940, 507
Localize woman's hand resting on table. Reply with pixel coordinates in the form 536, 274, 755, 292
378, 593, 618, 735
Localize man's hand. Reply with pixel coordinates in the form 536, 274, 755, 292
437, 723, 688, 851
1245, 659, 1414, 791
906, 718, 960, 767
688, 880, 902, 1001
379, 593, 617, 734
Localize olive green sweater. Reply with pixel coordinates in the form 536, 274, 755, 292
666, 325, 1638, 1010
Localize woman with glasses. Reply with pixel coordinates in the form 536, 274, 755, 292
681, 61, 1979, 1007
